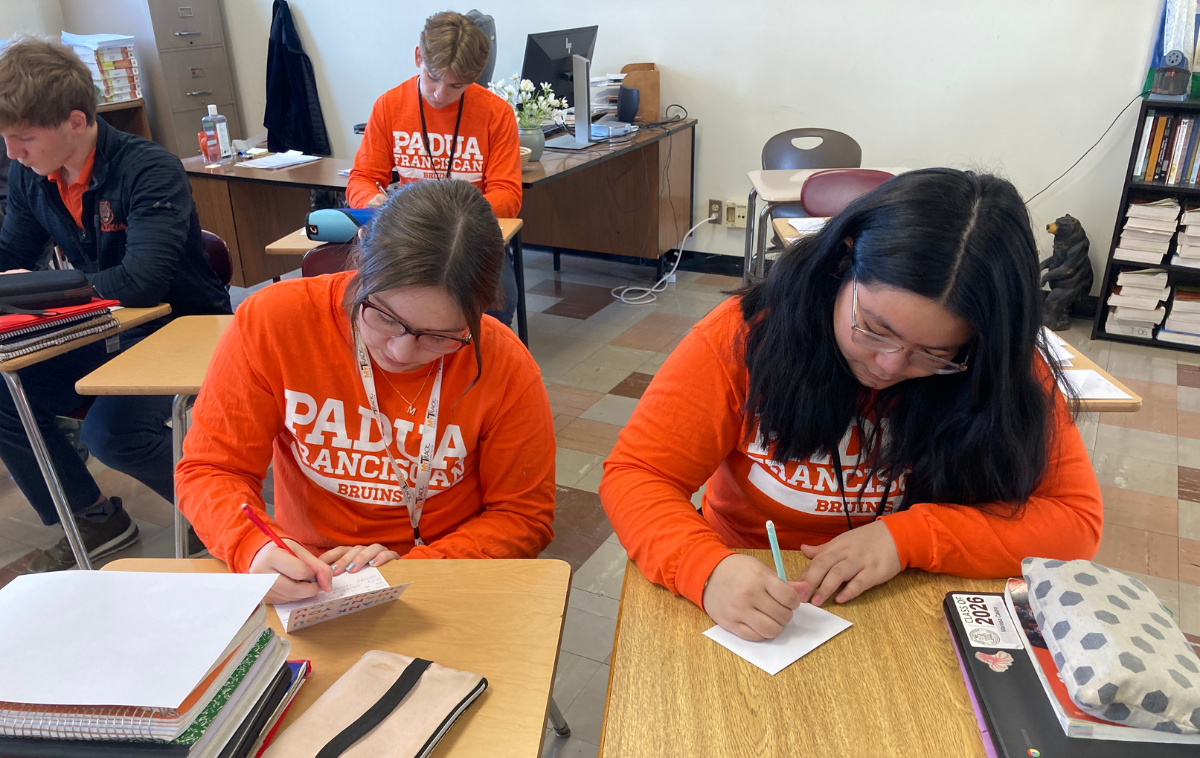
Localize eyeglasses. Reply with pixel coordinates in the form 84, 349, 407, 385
359, 300, 472, 353
850, 279, 968, 375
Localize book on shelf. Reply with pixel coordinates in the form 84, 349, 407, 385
1116, 268, 1169, 288
1113, 304, 1166, 324
1121, 227, 1174, 246
1107, 318, 1157, 338
1166, 116, 1190, 184
1158, 328, 1200, 346
1107, 285, 1167, 309
1126, 197, 1180, 221
1116, 248, 1167, 265
1123, 215, 1179, 233
1134, 110, 1157, 178
1183, 201, 1200, 225
1173, 285, 1200, 313
1171, 254, 1200, 268
1165, 314, 1200, 333
1144, 113, 1167, 181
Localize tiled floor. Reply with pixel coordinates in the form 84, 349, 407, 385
2, 251, 1200, 758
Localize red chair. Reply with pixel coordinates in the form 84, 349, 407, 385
799, 168, 895, 219
301, 243, 355, 278
201, 230, 233, 286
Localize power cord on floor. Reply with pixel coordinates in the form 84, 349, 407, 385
611, 214, 717, 304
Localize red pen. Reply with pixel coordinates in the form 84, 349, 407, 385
240, 503, 299, 560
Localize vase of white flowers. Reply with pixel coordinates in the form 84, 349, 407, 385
488, 75, 567, 162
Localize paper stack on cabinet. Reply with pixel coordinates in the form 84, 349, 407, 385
1114, 198, 1178, 265
589, 73, 624, 116
1105, 268, 1169, 338
60, 32, 143, 104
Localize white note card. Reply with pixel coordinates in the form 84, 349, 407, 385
1058, 369, 1132, 400
703, 603, 852, 675
786, 217, 829, 236
273, 567, 409, 632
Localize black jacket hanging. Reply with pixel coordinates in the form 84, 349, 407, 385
264, 0, 331, 155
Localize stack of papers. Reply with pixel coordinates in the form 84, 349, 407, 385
61, 32, 143, 105
236, 151, 321, 170
0, 572, 303, 757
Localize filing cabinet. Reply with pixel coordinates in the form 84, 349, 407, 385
61, 0, 245, 159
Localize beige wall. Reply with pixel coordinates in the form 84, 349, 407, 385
0, 0, 63, 39
214, 1, 1159, 276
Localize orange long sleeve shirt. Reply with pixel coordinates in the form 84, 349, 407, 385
347, 77, 522, 217
600, 298, 1103, 610
176, 272, 555, 573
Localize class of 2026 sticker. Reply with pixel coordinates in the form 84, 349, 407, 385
951, 593, 1025, 651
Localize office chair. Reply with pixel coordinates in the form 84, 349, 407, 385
201, 230, 234, 287
762, 128, 861, 228
301, 243, 355, 278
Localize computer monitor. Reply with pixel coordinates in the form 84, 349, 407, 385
520, 26, 598, 106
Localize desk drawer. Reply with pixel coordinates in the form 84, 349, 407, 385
148, 0, 224, 51
160, 48, 234, 112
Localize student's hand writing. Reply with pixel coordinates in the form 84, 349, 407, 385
795, 520, 901, 606
319, 544, 401, 576
366, 193, 388, 208
249, 539, 333, 604
702, 553, 804, 642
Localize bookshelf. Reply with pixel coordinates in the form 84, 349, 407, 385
1090, 94, 1200, 354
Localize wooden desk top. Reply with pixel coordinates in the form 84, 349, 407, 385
601, 550, 1000, 758
266, 218, 525, 256
750, 167, 911, 204
522, 119, 696, 188
0, 305, 171, 373
183, 155, 353, 191
105, 557, 571, 758
76, 314, 233, 396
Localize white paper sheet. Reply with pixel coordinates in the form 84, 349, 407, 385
703, 603, 852, 675
273, 567, 409, 632
0, 571, 276, 707
1039, 338, 1074, 366
1058, 369, 1133, 400
786, 217, 829, 236
238, 150, 321, 170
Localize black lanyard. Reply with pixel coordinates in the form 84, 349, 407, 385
417, 83, 465, 180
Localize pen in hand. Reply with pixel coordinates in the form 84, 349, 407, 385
239, 503, 317, 583
766, 520, 787, 582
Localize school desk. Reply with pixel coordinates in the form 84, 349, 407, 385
105, 557, 571, 758
745, 168, 911, 284
264, 219, 531, 346
76, 315, 234, 559
0, 304, 171, 571
600, 549, 1001, 758
182, 155, 353, 287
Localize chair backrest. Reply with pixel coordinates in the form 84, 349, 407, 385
200, 230, 232, 286
301, 243, 355, 278
799, 168, 895, 219
761, 128, 862, 171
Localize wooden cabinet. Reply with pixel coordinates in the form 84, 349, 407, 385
61, 0, 244, 159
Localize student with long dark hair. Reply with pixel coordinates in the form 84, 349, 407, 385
177, 180, 554, 604
601, 168, 1102, 641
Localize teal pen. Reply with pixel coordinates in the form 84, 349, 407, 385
766, 520, 786, 581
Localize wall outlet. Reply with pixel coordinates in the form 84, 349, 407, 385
725, 198, 739, 226
726, 199, 748, 228
707, 199, 723, 223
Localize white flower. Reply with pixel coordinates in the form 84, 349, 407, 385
541, 82, 553, 92
520, 79, 534, 92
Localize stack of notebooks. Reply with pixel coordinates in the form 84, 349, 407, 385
1133, 108, 1200, 186
1114, 199, 1179, 265
60, 32, 143, 105
1104, 268, 1169, 338
0, 572, 309, 758
0, 299, 120, 362
1158, 285, 1200, 347
944, 581, 1198, 757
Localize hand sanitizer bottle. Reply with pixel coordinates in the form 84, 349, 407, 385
201, 104, 232, 162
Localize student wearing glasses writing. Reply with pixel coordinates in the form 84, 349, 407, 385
176, 181, 555, 604
601, 169, 1103, 641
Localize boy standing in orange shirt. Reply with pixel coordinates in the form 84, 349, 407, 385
348, 12, 521, 324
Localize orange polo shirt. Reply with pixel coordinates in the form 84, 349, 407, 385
49, 148, 96, 229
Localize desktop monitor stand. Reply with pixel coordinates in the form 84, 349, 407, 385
545, 53, 596, 150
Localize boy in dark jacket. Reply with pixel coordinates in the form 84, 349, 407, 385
0, 37, 231, 572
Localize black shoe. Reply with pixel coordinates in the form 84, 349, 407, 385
26, 498, 139, 573
187, 525, 209, 559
